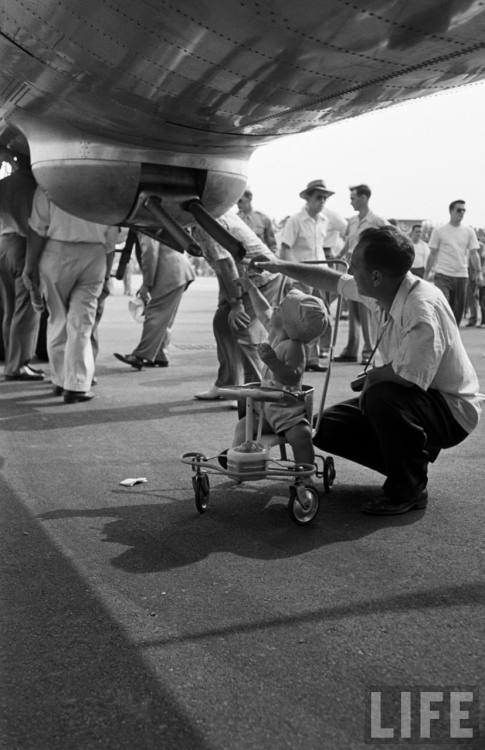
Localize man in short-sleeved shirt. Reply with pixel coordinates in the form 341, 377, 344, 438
24, 186, 115, 402
237, 190, 277, 252
322, 207, 347, 258
335, 184, 388, 364
252, 226, 481, 516
279, 180, 331, 263
426, 200, 481, 324
409, 223, 430, 278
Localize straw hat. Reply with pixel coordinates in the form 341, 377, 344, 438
299, 179, 335, 199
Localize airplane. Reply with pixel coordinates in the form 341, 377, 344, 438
1, 0, 485, 258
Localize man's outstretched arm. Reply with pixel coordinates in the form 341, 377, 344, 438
253, 256, 342, 295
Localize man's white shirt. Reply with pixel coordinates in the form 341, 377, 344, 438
337, 271, 482, 433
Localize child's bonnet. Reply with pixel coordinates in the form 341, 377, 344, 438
279, 289, 328, 344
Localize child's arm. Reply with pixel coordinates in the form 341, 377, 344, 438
236, 274, 273, 330
258, 340, 305, 387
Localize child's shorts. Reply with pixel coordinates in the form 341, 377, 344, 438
262, 400, 309, 435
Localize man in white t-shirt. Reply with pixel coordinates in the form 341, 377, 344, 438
426, 200, 481, 324
409, 224, 430, 278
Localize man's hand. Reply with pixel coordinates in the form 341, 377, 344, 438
228, 301, 250, 330
29, 288, 45, 313
21, 268, 35, 292
137, 284, 151, 304
22, 269, 44, 312
249, 254, 282, 274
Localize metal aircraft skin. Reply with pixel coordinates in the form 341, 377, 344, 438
0, 0, 484, 239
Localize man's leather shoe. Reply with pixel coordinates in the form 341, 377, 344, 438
63, 390, 95, 403
143, 359, 169, 367
305, 363, 328, 372
5, 365, 45, 381
113, 353, 144, 370
333, 353, 357, 363
362, 490, 428, 515
52, 385, 64, 396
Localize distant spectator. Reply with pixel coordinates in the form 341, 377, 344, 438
426, 200, 481, 325
466, 232, 485, 327
114, 235, 195, 369
335, 184, 388, 364
409, 224, 430, 278
322, 206, 347, 260
237, 189, 277, 252
477, 241, 485, 326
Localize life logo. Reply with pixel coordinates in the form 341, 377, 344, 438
365, 686, 480, 744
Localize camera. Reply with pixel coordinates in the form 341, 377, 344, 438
350, 371, 367, 392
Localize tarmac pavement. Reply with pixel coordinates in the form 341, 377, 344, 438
0, 276, 483, 749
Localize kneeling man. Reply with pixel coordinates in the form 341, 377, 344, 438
254, 226, 481, 515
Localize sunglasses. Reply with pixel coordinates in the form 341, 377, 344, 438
455, 208, 466, 213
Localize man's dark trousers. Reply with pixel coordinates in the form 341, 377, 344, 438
313, 382, 467, 499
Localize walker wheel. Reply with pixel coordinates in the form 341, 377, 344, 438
288, 484, 319, 525
193, 473, 210, 513
323, 456, 336, 493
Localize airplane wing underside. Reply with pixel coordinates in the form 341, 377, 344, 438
0, 0, 484, 248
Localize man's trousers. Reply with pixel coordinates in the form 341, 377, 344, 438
313, 382, 467, 499
132, 285, 186, 362
433, 274, 468, 325
0, 234, 40, 376
40, 240, 105, 392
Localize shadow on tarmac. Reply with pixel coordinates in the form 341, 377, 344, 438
134, 579, 484, 650
0, 397, 233, 429
39, 482, 426, 574
0, 477, 211, 750
34, 485, 484, 655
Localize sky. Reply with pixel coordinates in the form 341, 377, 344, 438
245, 80, 485, 229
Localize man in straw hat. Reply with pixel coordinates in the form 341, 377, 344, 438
278, 179, 335, 372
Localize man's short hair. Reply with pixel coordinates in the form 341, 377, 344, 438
358, 226, 414, 277
449, 199, 465, 212
243, 189, 253, 199
411, 223, 422, 232
350, 184, 371, 198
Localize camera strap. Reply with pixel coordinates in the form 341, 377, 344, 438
362, 277, 421, 373
362, 310, 390, 373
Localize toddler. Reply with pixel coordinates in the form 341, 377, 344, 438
233, 276, 328, 466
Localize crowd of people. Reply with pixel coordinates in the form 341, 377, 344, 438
1, 154, 483, 516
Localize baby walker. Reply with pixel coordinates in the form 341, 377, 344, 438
181, 259, 347, 526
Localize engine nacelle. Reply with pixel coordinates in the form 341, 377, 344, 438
9, 111, 250, 226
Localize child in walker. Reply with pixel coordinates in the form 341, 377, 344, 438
232, 274, 328, 467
